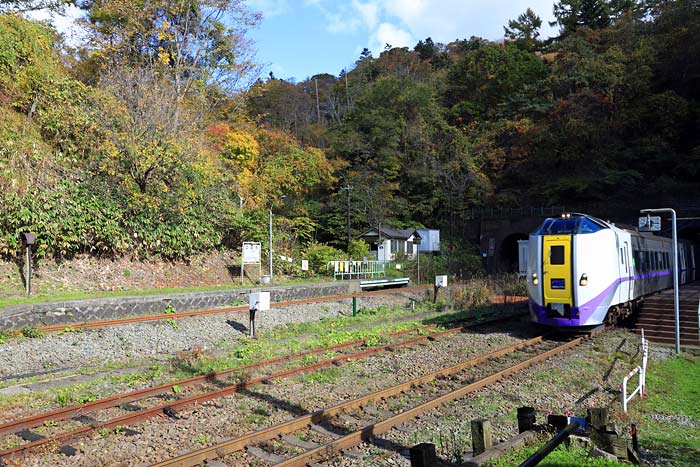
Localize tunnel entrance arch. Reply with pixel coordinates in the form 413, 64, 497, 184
501, 233, 529, 273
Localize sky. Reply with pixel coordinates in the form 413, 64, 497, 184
247, 0, 560, 82
32, 0, 561, 85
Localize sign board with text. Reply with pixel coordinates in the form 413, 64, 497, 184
241, 242, 262, 284
242, 242, 262, 263
639, 216, 661, 232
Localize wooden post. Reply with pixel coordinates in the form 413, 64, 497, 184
517, 406, 536, 433
471, 419, 492, 455
588, 408, 609, 430
410, 443, 436, 467
547, 414, 568, 431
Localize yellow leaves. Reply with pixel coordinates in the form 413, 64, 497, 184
158, 50, 171, 66
205, 123, 259, 167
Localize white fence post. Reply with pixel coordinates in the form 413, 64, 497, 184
622, 366, 642, 413
622, 329, 650, 413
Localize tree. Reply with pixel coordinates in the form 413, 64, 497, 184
549, 0, 611, 36
445, 43, 548, 121
95, 65, 200, 194
84, 0, 260, 96
504, 8, 542, 50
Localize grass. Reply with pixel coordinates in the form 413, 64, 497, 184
488, 350, 700, 467
296, 367, 341, 384
487, 444, 628, 466
0, 276, 330, 308
626, 351, 700, 467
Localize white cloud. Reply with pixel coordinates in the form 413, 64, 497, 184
370, 22, 413, 54
246, 0, 290, 18
353, 0, 380, 30
315, 0, 557, 57
378, 0, 558, 43
325, 11, 363, 33
318, 1, 380, 34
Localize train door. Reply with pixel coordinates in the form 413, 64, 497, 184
692, 245, 697, 281
623, 241, 631, 302
679, 243, 687, 283
542, 235, 573, 311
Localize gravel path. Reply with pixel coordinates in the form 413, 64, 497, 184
0, 291, 426, 380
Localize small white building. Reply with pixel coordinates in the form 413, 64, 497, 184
358, 227, 422, 262
416, 229, 440, 253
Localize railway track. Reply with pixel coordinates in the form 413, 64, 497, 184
149, 335, 585, 467
27, 286, 525, 334
0, 312, 525, 464
33, 286, 435, 333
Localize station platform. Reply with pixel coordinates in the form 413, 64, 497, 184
634, 282, 700, 347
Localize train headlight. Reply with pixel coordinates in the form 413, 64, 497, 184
532, 273, 539, 285
579, 273, 588, 286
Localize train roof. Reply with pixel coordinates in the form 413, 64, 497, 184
533, 213, 683, 242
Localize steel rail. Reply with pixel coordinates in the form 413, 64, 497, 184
0, 325, 434, 438
148, 334, 554, 467
36, 286, 434, 333
0, 308, 524, 443
0, 318, 511, 461
274, 337, 584, 467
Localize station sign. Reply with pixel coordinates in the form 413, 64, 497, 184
639, 216, 661, 232
242, 242, 262, 263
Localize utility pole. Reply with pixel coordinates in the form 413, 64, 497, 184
314, 78, 321, 124
340, 185, 352, 252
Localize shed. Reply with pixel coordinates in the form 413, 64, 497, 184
358, 227, 422, 262
416, 229, 440, 253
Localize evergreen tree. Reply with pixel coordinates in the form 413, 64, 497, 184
504, 8, 543, 50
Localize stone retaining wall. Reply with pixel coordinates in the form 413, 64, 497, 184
0, 281, 361, 330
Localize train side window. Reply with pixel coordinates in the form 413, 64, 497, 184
550, 246, 565, 265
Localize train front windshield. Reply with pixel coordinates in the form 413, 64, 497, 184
533, 217, 607, 235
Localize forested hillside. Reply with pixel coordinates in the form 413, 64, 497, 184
0, 0, 698, 265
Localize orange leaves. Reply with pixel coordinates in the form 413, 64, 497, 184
205, 123, 259, 168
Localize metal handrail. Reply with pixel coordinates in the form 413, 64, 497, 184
326, 260, 386, 280
518, 422, 580, 467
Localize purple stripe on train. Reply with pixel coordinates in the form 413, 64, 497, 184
531, 270, 674, 327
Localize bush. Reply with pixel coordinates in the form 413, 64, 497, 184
303, 241, 345, 275
347, 239, 370, 259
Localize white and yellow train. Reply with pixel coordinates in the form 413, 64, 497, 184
526, 213, 696, 329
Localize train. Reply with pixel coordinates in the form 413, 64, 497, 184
526, 213, 696, 329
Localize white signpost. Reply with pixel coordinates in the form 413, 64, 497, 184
241, 242, 262, 285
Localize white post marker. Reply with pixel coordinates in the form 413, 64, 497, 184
640, 208, 680, 354
248, 292, 271, 338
